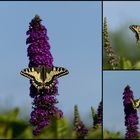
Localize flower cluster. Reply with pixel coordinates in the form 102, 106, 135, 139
103, 17, 119, 69
97, 101, 102, 126
26, 15, 63, 135
123, 85, 139, 139
74, 105, 88, 139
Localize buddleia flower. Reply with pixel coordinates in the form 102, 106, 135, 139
74, 105, 88, 139
97, 101, 102, 126
26, 15, 63, 135
123, 85, 139, 139
103, 17, 119, 70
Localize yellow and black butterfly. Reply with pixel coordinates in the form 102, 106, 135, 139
130, 98, 140, 109
129, 25, 140, 43
20, 65, 69, 90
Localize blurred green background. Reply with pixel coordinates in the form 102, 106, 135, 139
0, 108, 102, 139
103, 23, 140, 69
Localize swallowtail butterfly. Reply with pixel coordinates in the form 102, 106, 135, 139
20, 65, 69, 90
129, 25, 140, 43
130, 98, 140, 109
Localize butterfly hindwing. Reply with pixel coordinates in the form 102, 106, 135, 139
129, 25, 140, 43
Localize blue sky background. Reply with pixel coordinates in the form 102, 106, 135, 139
103, 1, 140, 134
103, 1, 140, 32
0, 1, 101, 127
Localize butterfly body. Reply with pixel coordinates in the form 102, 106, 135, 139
130, 98, 140, 109
129, 25, 140, 43
20, 65, 69, 90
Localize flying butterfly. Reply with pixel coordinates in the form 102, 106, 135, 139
129, 25, 140, 43
130, 98, 140, 109
20, 65, 69, 90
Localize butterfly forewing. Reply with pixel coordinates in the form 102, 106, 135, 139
20, 67, 42, 83
45, 67, 69, 83
20, 67, 44, 89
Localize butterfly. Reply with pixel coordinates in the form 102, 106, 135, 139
20, 65, 69, 90
129, 25, 140, 43
130, 98, 140, 109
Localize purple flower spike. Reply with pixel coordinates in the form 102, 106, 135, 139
26, 15, 63, 135
74, 105, 88, 139
97, 101, 102, 126
123, 85, 139, 139
26, 15, 53, 69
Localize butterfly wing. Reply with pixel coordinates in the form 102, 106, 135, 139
44, 66, 69, 89
130, 98, 140, 109
134, 99, 140, 109
20, 67, 43, 89
129, 25, 140, 42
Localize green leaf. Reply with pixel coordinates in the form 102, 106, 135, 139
103, 129, 123, 139
91, 107, 98, 128
45, 116, 71, 139
119, 57, 132, 69
133, 61, 140, 69
86, 127, 102, 139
